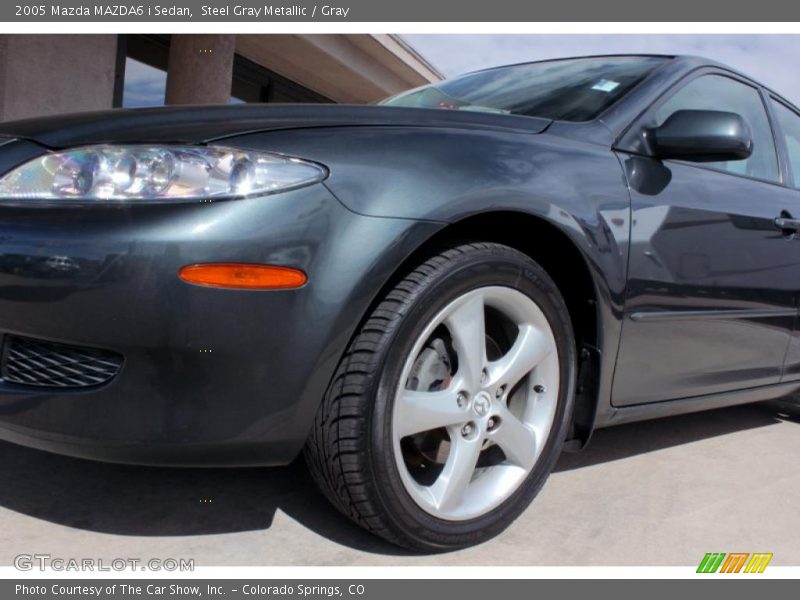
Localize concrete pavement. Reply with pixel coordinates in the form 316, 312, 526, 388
1, 402, 798, 566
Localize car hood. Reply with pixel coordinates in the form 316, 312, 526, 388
0, 104, 551, 149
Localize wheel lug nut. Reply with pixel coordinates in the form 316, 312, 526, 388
461, 423, 474, 437
487, 417, 498, 431
481, 368, 488, 384
457, 391, 469, 408
495, 386, 505, 399
534, 384, 546, 394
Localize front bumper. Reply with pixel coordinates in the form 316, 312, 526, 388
0, 151, 437, 465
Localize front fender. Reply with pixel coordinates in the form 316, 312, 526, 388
224, 126, 632, 444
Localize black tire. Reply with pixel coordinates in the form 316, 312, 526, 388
304, 242, 576, 552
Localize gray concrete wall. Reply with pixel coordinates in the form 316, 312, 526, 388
0, 35, 118, 122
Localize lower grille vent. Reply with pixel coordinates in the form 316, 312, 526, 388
1, 335, 123, 388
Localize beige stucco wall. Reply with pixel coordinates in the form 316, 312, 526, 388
0, 34, 439, 121
166, 35, 236, 105
0, 35, 118, 122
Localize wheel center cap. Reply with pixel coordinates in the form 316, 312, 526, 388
473, 392, 492, 417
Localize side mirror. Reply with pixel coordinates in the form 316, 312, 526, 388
650, 110, 753, 163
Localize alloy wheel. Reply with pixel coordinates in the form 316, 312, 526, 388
391, 285, 560, 521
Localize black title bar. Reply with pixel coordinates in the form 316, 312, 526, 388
3, 0, 800, 22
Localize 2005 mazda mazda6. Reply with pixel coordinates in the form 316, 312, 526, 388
1, 54, 800, 551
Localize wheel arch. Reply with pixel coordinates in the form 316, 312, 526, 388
359, 210, 605, 449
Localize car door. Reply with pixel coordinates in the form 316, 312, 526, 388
612, 71, 800, 406
767, 96, 800, 381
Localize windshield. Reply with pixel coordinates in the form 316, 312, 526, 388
381, 56, 668, 122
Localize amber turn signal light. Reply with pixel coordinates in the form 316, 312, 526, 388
179, 263, 308, 290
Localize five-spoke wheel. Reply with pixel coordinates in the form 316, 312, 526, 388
305, 242, 574, 551
393, 286, 559, 520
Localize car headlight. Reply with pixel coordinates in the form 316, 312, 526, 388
0, 145, 327, 203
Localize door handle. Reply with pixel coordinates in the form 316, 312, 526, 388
774, 216, 800, 232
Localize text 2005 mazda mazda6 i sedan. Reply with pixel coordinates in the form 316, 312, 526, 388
1, 54, 800, 551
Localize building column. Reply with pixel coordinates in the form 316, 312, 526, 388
0, 35, 118, 122
165, 35, 236, 105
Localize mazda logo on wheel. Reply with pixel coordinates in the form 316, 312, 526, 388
473, 392, 491, 417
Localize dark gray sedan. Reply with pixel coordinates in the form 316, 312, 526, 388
1, 54, 799, 551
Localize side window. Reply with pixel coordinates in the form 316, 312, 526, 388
770, 99, 800, 188
654, 74, 780, 183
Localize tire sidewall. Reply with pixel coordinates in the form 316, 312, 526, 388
368, 245, 576, 550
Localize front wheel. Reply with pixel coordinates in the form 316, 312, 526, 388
304, 242, 576, 551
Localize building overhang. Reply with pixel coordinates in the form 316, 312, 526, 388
235, 34, 443, 104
